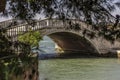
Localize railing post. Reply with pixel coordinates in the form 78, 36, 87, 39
46, 19, 49, 26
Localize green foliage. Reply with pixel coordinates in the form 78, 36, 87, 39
18, 31, 42, 47
0, 28, 39, 80
0, 0, 119, 79
0, 0, 120, 41
0, 28, 13, 57
1, 0, 119, 21
0, 29, 21, 80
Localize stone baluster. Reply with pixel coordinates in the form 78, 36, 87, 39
20, 26, 22, 34
46, 19, 49, 27
15, 27, 17, 35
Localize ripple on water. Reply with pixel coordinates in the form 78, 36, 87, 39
39, 58, 120, 80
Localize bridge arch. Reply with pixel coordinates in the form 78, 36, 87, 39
5, 19, 120, 54
43, 31, 100, 54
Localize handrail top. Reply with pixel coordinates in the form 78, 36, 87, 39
0, 18, 84, 23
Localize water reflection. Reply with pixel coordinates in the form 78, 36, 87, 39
39, 36, 120, 80
39, 58, 120, 80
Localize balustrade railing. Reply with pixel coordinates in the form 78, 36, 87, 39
1, 19, 120, 54
1, 19, 91, 37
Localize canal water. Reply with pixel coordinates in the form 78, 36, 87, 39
39, 36, 120, 80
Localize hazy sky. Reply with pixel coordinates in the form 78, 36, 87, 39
0, 0, 120, 22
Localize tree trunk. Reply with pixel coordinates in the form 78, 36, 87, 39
0, 0, 6, 12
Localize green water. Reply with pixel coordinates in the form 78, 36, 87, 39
39, 58, 120, 80
39, 36, 120, 80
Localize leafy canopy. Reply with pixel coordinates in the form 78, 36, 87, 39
0, 0, 120, 41
0, 0, 119, 21
18, 31, 42, 47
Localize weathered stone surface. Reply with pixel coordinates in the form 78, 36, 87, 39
49, 32, 98, 54
1, 19, 120, 54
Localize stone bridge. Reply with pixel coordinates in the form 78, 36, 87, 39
1, 19, 120, 55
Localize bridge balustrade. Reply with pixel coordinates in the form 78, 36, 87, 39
4, 19, 98, 38
0, 19, 13, 28
1, 19, 120, 54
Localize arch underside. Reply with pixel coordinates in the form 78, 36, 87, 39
46, 32, 99, 55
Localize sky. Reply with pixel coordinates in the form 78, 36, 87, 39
0, 0, 120, 22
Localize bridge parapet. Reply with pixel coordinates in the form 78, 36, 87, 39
6, 19, 91, 37
0, 19, 15, 28
1, 19, 120, 54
